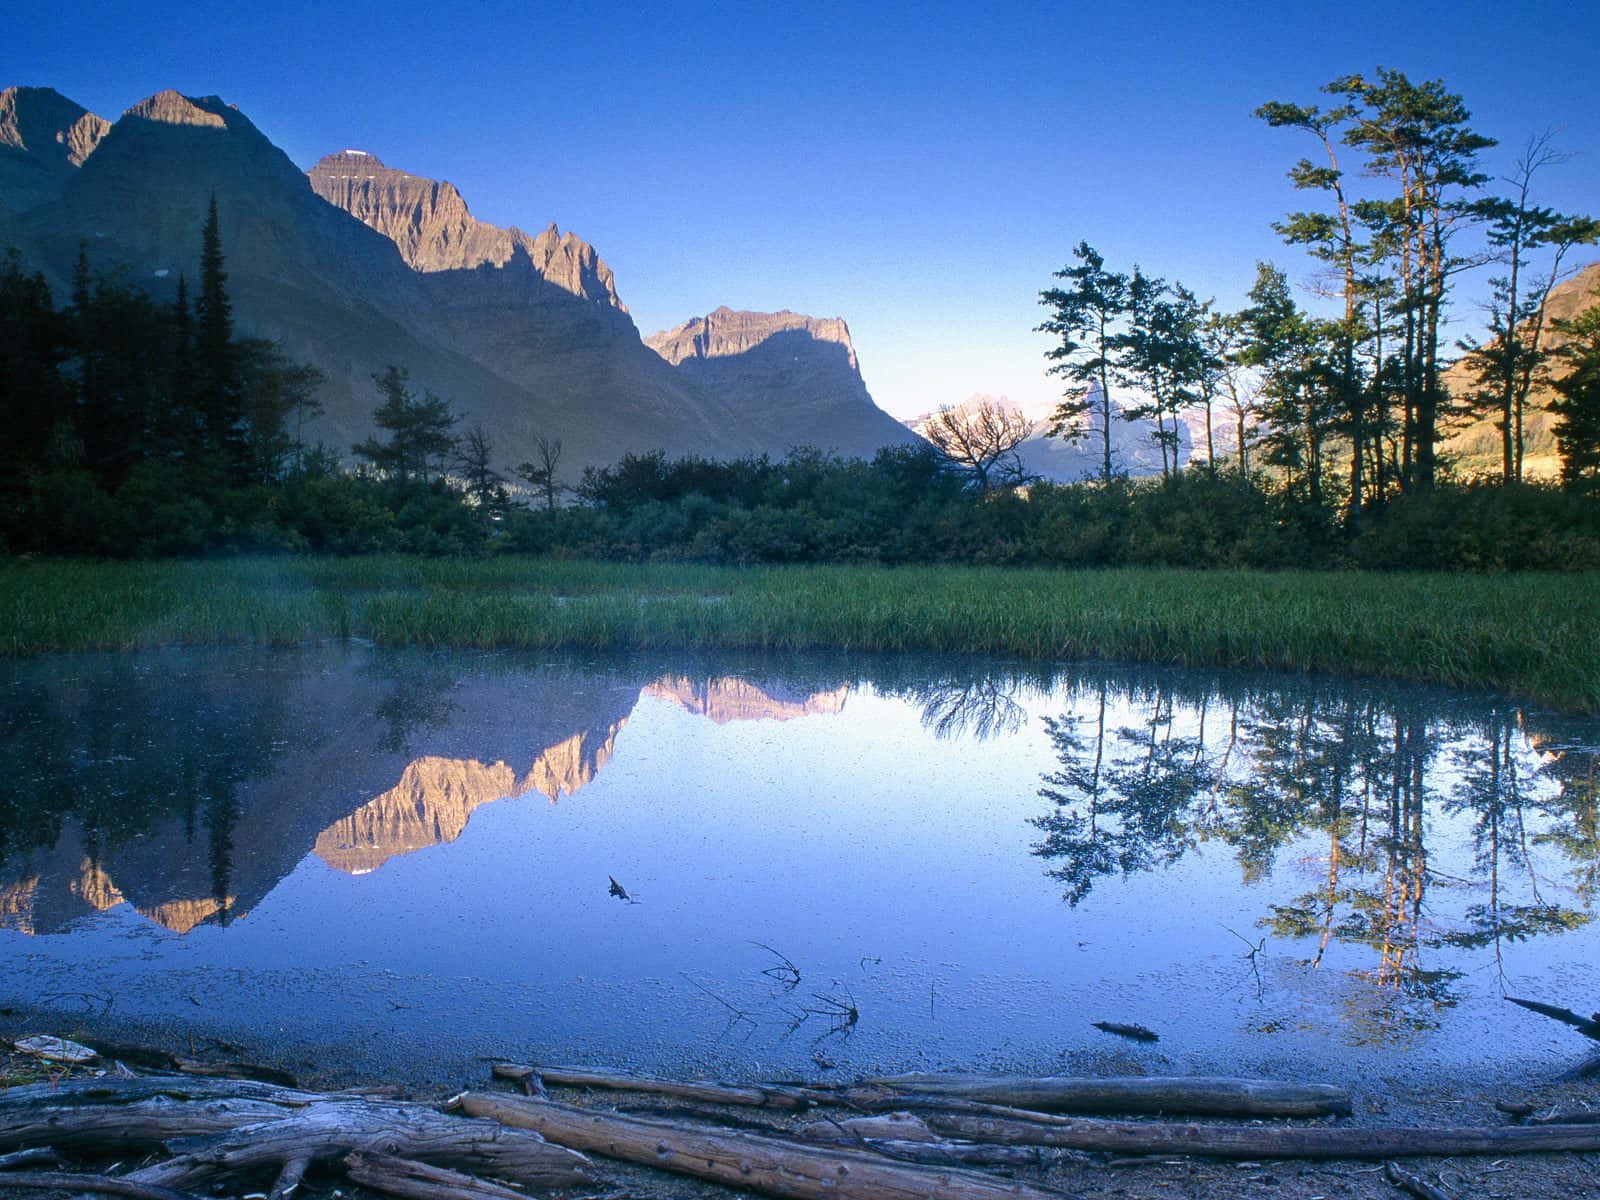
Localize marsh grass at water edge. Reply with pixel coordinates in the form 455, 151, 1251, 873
1, 559, 1595, 710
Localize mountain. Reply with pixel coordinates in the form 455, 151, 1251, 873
645, 307, 923, 458
308, 150, 623, 307
0, 86, 108, 218
904, 385, 1187, 482
0, 87, 914, 473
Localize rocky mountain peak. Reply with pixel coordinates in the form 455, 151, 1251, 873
0, 85, 109, 167
646, 308, 859, 370
123, 89, 234, 130
307, 149, 625, 309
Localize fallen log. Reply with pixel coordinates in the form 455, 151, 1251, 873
0, 1074, 319, 1111
460, 1092, 1064, 1200
805, 1136, 1039, 1169
841, 1074, 1353, 1118
344, 1152, 532, 1200
0, 1097, 295, 1153
913, 1107, 1600, 1159
0, 1170, 200, 1200
1527, 1107, 1600, 1126
126, 1099, 593, 1192
524, 1064, 821, 1110
0, 1148, 60, 1170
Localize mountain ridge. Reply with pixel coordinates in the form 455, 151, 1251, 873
1, 85, 918, 472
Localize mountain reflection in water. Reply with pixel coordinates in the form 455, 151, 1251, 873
1, 647, 1596, 1081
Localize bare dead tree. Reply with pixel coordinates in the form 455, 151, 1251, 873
921, 401, 1033, 493
515, 436, 566, 511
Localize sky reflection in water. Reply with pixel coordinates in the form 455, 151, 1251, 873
1, 646, 1596, 1087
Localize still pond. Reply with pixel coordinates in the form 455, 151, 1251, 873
2, 646, 1597, 1091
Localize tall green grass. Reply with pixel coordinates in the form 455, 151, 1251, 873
1, 558, 1594, 710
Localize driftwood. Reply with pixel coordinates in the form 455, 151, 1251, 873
840, 1073, 1353, 1118
126, 1099, 594, 1191
1383, 1161, 1454, 1200
1527, 1106, 1600, 1126
0, 1074, 319, 1111
519, 1064, 821, 1110
0, 1171, 200, 1200
0, 1097, 295, 1153
461, 1092, 1064, 1200
344, 1152, 532, 1200
0, 1147, 60, 1169
911, 1106, 1600, 1159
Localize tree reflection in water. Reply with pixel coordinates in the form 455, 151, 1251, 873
1030, 676, 1600, 1037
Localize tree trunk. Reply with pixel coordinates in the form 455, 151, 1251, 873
460, 1092, 1061, 1200
840, 1074, 1352, 1119
126, 1100, 592, 1192
913, 1108, 1600, 1159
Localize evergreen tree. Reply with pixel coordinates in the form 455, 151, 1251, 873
1549, 306, 1600, 491
353, 365, 458, 483
1038, 242, 1129, 480
195, 193, 241, 464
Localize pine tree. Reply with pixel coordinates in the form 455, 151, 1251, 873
1038, 242, 1129, 481
194, 193, 239, 462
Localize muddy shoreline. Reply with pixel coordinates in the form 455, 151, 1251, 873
4, 1014, 1598, 1200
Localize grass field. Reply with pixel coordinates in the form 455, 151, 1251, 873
2, 557, 1595, 710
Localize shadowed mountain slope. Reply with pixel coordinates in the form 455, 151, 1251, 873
646, 307, 921, 459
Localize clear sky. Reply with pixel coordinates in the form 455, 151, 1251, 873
9, 1, 1600, 419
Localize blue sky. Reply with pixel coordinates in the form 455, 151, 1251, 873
9, 1, 1600, 418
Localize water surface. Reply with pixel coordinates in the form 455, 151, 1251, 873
2, 646, 1596, 1094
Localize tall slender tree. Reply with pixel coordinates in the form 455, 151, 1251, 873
1460, 135, 1599, 481
1038, 242, 1129, 480
1333, 69, 1493, 490
195, 193, 241, 465
1256, 97, 1369, 516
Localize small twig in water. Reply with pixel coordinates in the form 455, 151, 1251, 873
1223, 924, 1267, 1001
749, 941, 801, 989
678, 972, 755, 1034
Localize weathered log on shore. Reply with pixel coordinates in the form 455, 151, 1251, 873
344, 1152, 533, 1200
0, 1097, 294, 1153
515, 1064, 821, 1110
0, 1170, 200, 1200
460, 1092, 1064, 1200
126, 1100, 593, 1191
915, 1108, 1600, 1159
842, 1074, 1353, 1118
0, 1075, 319, 1111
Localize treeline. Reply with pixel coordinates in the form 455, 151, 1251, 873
4, 211, 1599, 567
0, 205, 490, 557
517, 449, 1600, 570
1036, 69, 1600, 505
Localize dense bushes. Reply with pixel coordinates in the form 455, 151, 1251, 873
7, 438, 1599, 572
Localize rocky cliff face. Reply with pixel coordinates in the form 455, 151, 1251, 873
0, 85, 108, 216
307, 150, 624, 309
646, 308, 919, 459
